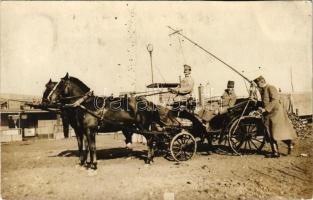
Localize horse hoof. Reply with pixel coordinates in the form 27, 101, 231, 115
126, 143, 133, 149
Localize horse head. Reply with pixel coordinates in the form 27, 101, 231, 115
42, 78, 58, 105
48, 73, 90, 104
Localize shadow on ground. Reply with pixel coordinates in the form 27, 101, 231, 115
52, 148, 147, 161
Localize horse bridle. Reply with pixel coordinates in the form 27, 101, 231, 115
47, 78, 92, 102
47, 80, 62, 101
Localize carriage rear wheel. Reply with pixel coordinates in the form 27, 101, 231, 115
228, 117, 266, 155
170, 131, 197, 162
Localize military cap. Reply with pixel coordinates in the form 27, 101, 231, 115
227, 80, 235, 88
183, 64, 191, 71
253, 75, 265, 84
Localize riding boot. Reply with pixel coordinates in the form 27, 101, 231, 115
281, 139, 294, 155
287, 141, 294, 155
272, 142, 280, 157
266, 141, 280, 158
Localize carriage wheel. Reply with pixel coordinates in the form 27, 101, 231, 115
170, 131, 197, 162
228, 117, 266, 155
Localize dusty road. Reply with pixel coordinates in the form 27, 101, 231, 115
2, 127, 313, 200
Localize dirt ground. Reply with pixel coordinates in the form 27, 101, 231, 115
1, 126, 313, 200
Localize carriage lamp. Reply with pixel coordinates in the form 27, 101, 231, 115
147, 43, 154, 84
147, 43, 153, 53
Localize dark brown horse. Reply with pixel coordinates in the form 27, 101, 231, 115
43, 79, 91, 165
43, 78, 136, 168
48, 73, 162, 170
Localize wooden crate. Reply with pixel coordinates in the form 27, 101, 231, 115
1, 129, 22, 142
24, 128, 36, 137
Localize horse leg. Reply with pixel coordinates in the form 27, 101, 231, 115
83, 134, 90, 166
61, 113, 70, 138
146, 136, 156, 164
122, 129, 133, 149
74, 128, 85, 166
86, 128, 97, 170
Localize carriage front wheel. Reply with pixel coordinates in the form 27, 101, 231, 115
170, 131, 197, 162
228, 116, 266, 155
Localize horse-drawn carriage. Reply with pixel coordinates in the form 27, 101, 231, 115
134, 95, 268, 162
37, 74, 270, 170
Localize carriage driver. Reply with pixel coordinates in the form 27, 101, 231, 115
169, 64, 195, 109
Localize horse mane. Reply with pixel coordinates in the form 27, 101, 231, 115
69, 77, 90, 93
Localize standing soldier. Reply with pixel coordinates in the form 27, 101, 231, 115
253, 76, 296, 157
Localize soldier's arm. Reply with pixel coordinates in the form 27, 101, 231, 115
221, 91, 227, 99
229, 93, 237, 107
264, 85, 279, 112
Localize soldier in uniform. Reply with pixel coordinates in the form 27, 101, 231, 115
198, 80, 237, 123
254, 76, 296, 157
169, 64, 194, 108
219, 80, 237, 114
168, 65, 206, 137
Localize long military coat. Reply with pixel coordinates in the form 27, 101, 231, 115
260, 84, 296, 141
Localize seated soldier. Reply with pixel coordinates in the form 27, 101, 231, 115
169, 64, 194, 112
198, 80, 237, 131
219, 80, 237, 114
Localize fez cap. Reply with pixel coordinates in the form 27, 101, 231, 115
227, 80, 235, 88
184, 64, 191, 71
253, 75, 265, 84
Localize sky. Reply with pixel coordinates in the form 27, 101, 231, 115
1, 1, 312, 98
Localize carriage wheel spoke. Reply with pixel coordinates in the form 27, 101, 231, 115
251, 138, 263, 143
233, 139, 241, 146
185, 137, 191, 145
247, 140, 252, 150
244, 140, 248, 150
236, 140, 244, 150
172, 145, 181, 150
175, 151, 183, 157
250, 139, 259, 149
176, 139, 182, 145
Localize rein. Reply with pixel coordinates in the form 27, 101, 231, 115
63, 91, 94, 107
138, 91, 171, 97
61, 93, 91, 101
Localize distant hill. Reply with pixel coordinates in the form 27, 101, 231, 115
281, 91, 312, 116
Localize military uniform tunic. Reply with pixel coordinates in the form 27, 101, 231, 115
260, 84, 296, 141
221, 89, 237, 108
173, 76, 194, 102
